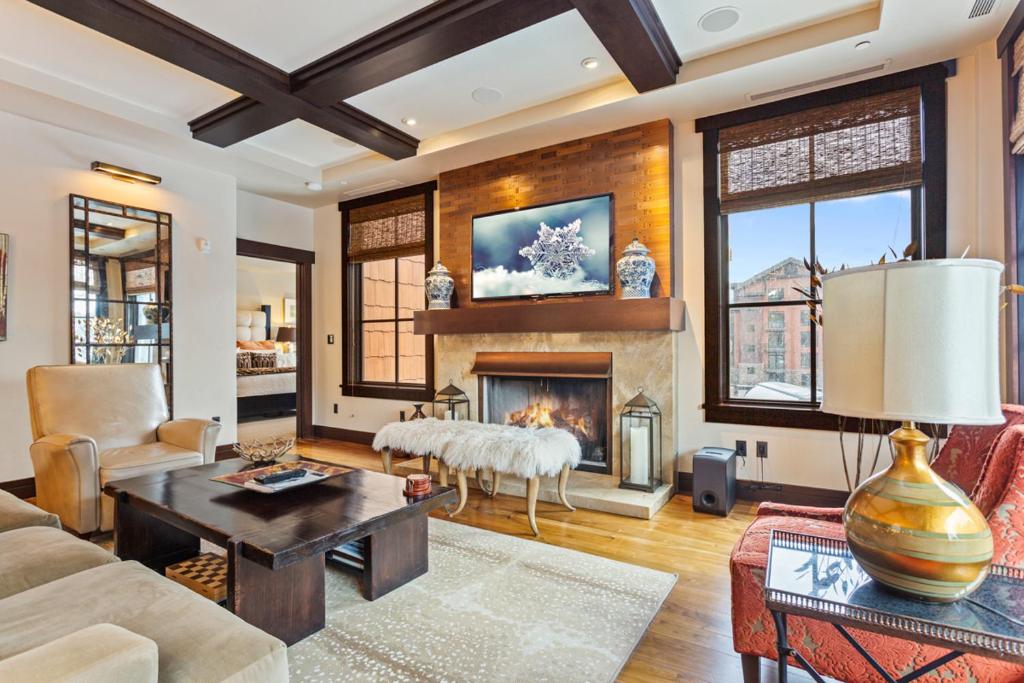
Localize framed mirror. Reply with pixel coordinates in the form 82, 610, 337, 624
69, 195, 172, 407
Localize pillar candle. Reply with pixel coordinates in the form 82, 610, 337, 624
629, 425, 649, 485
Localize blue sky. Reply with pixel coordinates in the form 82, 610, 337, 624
728, 190, 913, 285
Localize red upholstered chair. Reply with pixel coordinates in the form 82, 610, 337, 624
731, 405, 1024, 683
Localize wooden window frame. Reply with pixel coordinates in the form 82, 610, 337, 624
340, 181, 436, 402
998, 6, 1024, 403
696, 63, 952, 431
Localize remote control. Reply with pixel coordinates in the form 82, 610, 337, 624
255, 468, 307, 485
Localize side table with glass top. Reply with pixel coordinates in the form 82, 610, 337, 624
764, 530, 1024, 682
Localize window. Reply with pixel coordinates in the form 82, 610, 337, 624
1003, 25, 1024, 401
699, 64, 949, 429
340, 182, 436, 401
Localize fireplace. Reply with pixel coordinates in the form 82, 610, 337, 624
472, 352, 612, 474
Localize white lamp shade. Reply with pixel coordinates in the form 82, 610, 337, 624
820, 258, 1003, 425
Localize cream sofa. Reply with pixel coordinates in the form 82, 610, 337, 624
0, 490, 288, 682
26, 364, 221, 534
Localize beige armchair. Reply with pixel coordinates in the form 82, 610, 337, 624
26, 364, 220, 535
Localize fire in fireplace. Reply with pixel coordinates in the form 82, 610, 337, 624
472, 352, 612, 474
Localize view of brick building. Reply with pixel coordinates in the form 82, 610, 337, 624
728, 257, 820, 401
360, 255, 426, 384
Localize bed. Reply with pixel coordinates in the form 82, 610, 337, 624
236, 306, 296, 420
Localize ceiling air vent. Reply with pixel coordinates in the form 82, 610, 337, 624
341, 179, 400, 198
749, 63, 888, 102
968, 0, 998, 19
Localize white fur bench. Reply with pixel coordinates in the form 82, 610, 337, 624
373, 418, 582, 535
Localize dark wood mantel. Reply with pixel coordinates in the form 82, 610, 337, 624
471, 352, 613, 378
413, 297, 685, 335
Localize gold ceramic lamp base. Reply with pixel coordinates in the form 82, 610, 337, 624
843, 423, 993, 602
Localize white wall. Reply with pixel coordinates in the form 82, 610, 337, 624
237, 189, 314, 251
313, 205, 410, 431
673, 43, 1007, 492
236, 258, 295, 340
0, 110, 238, 482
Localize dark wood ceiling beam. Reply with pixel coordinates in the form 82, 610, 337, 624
291, 0, 574, 106
569, 0, 680, 93
188, 96, 292, 148
185, 0, 572, 148
27, 0, 418, 158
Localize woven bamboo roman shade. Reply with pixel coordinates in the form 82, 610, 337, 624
347, 194, 426, 262
1010, 32, 1024, 154
719, 87, 922, 213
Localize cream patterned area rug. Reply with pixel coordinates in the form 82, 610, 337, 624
289, 518, 676, 682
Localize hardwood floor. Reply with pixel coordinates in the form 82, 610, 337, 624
296, 437, 815, 683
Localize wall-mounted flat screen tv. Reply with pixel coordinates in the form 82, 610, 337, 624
471, 194, 613, 301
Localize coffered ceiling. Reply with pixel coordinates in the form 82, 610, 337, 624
0, 0, 1014, 206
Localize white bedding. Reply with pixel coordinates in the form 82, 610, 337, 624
237, 371, 296, 398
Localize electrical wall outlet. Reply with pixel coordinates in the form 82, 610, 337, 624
327, 334, 335, 344
735, 440, 747, 458
333, 403, 338, 414
211, 416, 220, 423
756, 441, 768, 459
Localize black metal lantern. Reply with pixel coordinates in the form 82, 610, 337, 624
619, 387, 662, 492
432, 379, 471, 421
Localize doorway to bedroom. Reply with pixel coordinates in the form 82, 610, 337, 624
236, 239, 315, 443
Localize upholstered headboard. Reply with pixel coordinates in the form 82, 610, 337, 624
236, 305, 271, 342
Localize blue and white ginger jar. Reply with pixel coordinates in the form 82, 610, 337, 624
616, 238, 655, 299
425, 261, 455, 310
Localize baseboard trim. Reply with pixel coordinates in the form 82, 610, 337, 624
215, 444, 235, 461
0, 476, 36, 500
312, 425, 375, 445
676, 472, 848, 508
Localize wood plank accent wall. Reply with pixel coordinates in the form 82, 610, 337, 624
438, 120, 674, 306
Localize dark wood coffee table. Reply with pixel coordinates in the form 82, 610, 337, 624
103, 457, 456, 645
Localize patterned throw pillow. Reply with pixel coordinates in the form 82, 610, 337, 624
236, 351, 252, 370
249, 351, 277, 369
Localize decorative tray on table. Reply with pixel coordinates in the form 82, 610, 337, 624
765, 530, 1024, 660
211, 461, 348, 494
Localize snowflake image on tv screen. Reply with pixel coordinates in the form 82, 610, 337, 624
518, 219, 595, 280
471, 195, 611, 299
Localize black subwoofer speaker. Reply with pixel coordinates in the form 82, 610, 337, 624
692, 446, 737, 516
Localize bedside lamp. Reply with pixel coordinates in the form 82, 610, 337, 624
821, 258, 1003, 602
276, 326, 296, 353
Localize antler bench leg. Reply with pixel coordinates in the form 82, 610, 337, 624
557, 463, 575, 511
526, 477, 540, 536
381, 447, 392, 475
448, 469, 468, 518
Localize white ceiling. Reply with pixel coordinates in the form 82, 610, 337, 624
346, 11, 621, 140
237, 255, 295, 274
0, 1, 235, 121
245, 119, 369, 169
0, 0, 1014, 206
147, 0, 434, 72
654, 0, 877, 62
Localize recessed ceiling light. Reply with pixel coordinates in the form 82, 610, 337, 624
580, 57, 600, 70
305, 181, 323, 191
401, 117, 417, 126
698, 6, 741, 33
855, 40, 872, 50
471, 87, 503, 104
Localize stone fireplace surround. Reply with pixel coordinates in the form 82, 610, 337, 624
410, 331, 677, 519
